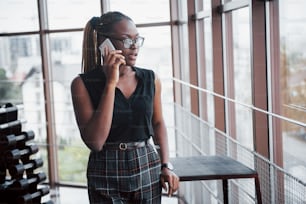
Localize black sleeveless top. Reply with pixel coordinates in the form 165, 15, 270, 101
80, 66, 155, 143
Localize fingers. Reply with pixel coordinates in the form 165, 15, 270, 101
104, 50, 125, 66
168, 175, 179, 197
103, 45, 109, 56
102, 50, 125, 85
161, 171, 180, 197
160, 176, 168, 191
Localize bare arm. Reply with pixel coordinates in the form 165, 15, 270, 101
71, 77, 116, 151
152, 74, 179, 196
152, 76, 169, 164
71, 50, 125, 151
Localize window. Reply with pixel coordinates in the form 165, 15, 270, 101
231, 8, 253, 150
49, 32, 88, 183
110, 0, 170, 24
47, 0, 100, 29
1, 1, 306, 203
0, 0, 39, 32
0, 34, 48, 176
279, 0, 306, 182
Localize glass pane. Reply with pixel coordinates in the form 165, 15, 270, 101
0, 0, 39, 32
136, 26, 173, 102
48, 0, 100, 29
204, 18, 215, 154
136, 27, 172, 83
49, 32, 89, 184
109, 0, 170, 24
181, 24, 191, 109
203, 0, 211, 10
136, 26, 175, 152
283, 122, 306, 182
279, 0, 306, 183
279, 2, 306, 122
0, 35, 48, 177
204, 18, 213, 93
232, 8, 253, 149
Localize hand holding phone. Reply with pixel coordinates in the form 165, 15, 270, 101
99, 38, 115, 57
99, 39, 125, 85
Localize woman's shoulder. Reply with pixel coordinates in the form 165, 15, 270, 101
71, 75, 86, 94
80, 67, 104, 79
71, 67, 104, 93
134, 66, 155, 80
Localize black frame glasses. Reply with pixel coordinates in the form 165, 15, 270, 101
102, 34, 145, 49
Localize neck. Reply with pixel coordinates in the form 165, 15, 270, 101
119, 65, 133, 76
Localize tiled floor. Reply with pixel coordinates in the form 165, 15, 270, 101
43, 187, 178, 204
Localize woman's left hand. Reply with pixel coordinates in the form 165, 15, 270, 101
160, 168, 180, 197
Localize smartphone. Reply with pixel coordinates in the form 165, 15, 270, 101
99, 38, 115, 57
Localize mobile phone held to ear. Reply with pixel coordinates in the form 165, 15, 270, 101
99, 38, 115, 57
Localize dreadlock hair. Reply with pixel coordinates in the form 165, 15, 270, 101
81, 11, 133, 73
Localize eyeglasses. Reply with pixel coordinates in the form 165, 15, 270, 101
102, 35, 145, 49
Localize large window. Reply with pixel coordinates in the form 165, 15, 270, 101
0, 34, 49, 175
0, 0, 39, 32
110, 0, 170, 24
0, 0, 175, 188
1, 0, 306, 204
279, 0, 306, 183
49, 32, 89, 183
47, 0, 100, 29
231, 7, 253, 150
174, 0, 306, 203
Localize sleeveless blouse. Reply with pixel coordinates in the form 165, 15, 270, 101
80, 66, 155, 143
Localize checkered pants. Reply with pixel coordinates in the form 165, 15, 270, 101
87, 142, 162, 204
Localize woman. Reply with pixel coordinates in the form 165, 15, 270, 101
71, 11, 179, 203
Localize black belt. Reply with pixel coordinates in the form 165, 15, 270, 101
103, 139, 149, 150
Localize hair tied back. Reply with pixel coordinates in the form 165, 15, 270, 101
90, 16, 103, 30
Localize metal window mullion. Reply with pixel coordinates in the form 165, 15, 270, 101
188, 0, 200, 115
100, 0, 110, 14
37, 0, 59, 190
170, 0, 183, 105
266, 1, 283, 203
251, 0, 270, 158
211, 0, 226, 156
169, 0, 183, 171
251, 1, 274, 203
221, 0, 249, 13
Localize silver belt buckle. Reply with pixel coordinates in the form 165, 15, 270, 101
119, 143, 127, 150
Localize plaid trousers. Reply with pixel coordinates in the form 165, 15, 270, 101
87, 142, 162, 204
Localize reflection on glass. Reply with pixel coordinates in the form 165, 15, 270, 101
110, 0, 170, 24
136, 27, 172, 80
283, 122, 306, 183
203, 0, 211, 9
137, 26, 173, 105
0, 35, 48, 176
279, 0, 306, 183
0, 0, 39, 32
232, 8, 253, 149
48, 0, 100, 29
181, 24, 191, 109
49, 32, 88, 183
279, 2, 306, 123
204, 18, 215, 154
136, 26, 175, 153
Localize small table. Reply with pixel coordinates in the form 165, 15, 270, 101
170, 155, 262, 204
